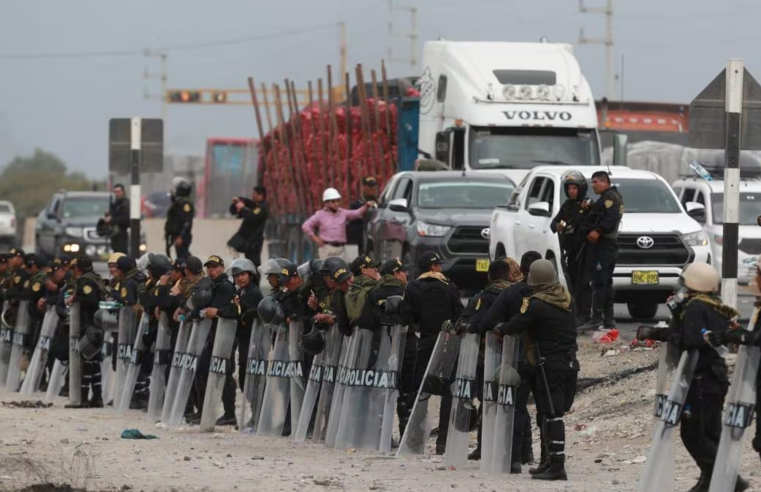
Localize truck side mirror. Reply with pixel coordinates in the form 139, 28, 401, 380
613, 134, 628, 167
527, 201, 552, 217
435, 131, 450, 164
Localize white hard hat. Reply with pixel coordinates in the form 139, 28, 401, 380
322, 188, 341, 202
681, 261, 720, 293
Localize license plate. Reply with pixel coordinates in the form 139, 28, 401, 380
632, 270, 659, 285
476, 259, 490, 272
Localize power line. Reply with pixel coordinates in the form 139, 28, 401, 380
0, 23, 338, 60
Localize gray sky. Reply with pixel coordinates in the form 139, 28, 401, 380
1, 0, 760, 179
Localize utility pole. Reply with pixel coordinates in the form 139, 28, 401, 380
387, 0, 418, 69
143, 49, 168, 123
579, 0, 615, 99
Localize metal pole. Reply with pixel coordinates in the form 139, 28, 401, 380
129, 117, 142, 258
722, 58, 744, 310
605, 0, 614, 100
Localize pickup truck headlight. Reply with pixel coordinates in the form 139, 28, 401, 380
682, 230, 709, 247
64, 226, 84, 238
417, 222, 451, 237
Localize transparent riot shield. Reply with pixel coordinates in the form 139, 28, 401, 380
114, 307, 136, 411
116, 313, 149, 414
168, 318, 213, 427
148, 312, 172, 421
379, 324, 406, 455
6, 300, 30, 391
709, 309, 761, 492
45, 360, 67, 403
480, 332, 502, 473
324, 332, 357, 448
200, 318, 238, 432
649, 342, 680, 490
636, 349, 699, 492
312, 324, 343, 443
397, 331, 462, 457
489, 335, 521, 475
294, 344, 324, 442
21, 307, 59, 395
444, 333, 480, 467
161, 320, 191, 424
0, 301, 14, 383
256, 323, 292, 437
288, 320, 306, 434
239, 319, 269, 434
67, 302, 82, 405
99, 309, 119, 406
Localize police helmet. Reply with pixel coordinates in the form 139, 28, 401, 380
681, 261, 719, 293
258, 258, 291, 277
173, 177, 192, 197
257, 296, 285, 325
190, 276, 215, 311
318, 257, 349, 276
147, 254, 172, 277
297, 259, 324, 282
229, 258, 256, 276
560, 170, 588, 199
300, 326, 326, 355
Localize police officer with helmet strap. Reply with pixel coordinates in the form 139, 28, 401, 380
227, 258, 263, 396
165, 177, 195, 259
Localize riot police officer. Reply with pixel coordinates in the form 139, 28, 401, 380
228, 186, 269, 269
104, 185, 130, 255
165, 178, 195, 258
578, 171, 623, 331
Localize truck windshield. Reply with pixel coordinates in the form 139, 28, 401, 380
417, 180, 514, 209
611, 179, 681, 213
469, 126, 600, 169
62, 197, 110, 219
711, 193, 761, 225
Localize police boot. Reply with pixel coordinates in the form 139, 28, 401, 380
735, 476, 750, 492
510, 460, 522, 474
215, 413, 237, 427
88, 395, 104, 408
686, 469, 710, 492
467, 447, 481, 460
531, 455, 567, 481
578, 315, 603, 332
602, 306, 616, 329
529, 426, 549, 475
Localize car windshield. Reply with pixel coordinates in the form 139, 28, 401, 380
0, 204, 11, 213
61, 197, 110, 219
417, 180, 515, 209
609, 178, 681, 213
469, 126, 600, 169
711, 192, 761, 225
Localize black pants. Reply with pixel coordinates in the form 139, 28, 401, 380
174, 234, 192, 259
237, 329, 251, 392
398, 334, 418, 437
414, 335, 452, 450
534, 367, 578, 464
245, 240, 264, 268
681, 373, 727, 472
195, 333, 236, 417
111, 230, 129, 255
511, 366, 535, 460
582, 238, 618, 327
82, 357, 103, 400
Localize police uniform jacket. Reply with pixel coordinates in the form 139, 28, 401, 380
358, 275, 406, 332
477, 279, 532, 335
74, 270, 105, 329
109, 197, 131, 232
550, 198, 589, 252
235, 281, 264, 341
229, 198, 268, 248
165, 196, 194, 241
586, 187, 623, 240
6, 266, 31, 301
400, 273, 463, 338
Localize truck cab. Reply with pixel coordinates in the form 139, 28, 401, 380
490, 166, 711, 320
417, 40, 601, 183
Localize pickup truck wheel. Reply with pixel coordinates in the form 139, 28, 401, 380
626, 302, 659, 321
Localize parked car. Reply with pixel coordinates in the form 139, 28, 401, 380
0, 201, 17, 248
366, 170, 515, 291
142, 191, 172, 219
36, 190, 147, 260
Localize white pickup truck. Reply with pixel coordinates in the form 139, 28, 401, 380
0, 201, 17, 248
488, 166, 711, 320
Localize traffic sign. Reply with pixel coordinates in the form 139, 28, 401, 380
108, 118, 164, 173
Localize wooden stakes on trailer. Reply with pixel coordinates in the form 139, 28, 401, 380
355, 64, 377, 185
371, 68, 393, 180
327, 65, 343, 200
273, 83, 307, 217
286, 79, 313, 214
381, 60, 397, 171
344, 71, 354, 199
252, 81, 283, 216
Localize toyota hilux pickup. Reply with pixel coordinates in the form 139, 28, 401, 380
489, 166, 711, 320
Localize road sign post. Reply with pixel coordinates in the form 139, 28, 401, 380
689, 59, 761, 309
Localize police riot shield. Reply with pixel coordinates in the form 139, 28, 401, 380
67, 302, 83, 405
200, 318, 238, 432
312, 324, 343, 443
444, 332, 480, 467
6, 300, 30, 391
256, 323, 292, 437
636, 349, 699, 492
379, 324, 406, 455
709, 310, 761, 492
168, 318, 213, 427
21, 307, 59, 395
324, 332, 357, 448
116, 312, 149, 415
287, 320, 306, 434
161, 320, 191, 424
397, 331, 462, 457
480, 332, 502, 473
99, 310, 119, 406
148, 312, 172, 421
45, 360, 67, 403
0, 301, 14, 383
114, 307, 136, 411
294, 343, 324, 442
649, 342, 680, 490
239, 319, 269, 434
489, 334, 521, 475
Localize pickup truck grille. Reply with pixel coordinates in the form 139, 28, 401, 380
739, 238, 761, 255
617, 234, 691, 267
84, 228, 100, 241
448, 226, 489, 254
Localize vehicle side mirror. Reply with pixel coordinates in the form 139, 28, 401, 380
47, 212, 58, 220
685, 201, 706, 221
527, 201, 551, 217
388, 198, 409, 213
613, 134, 628, 167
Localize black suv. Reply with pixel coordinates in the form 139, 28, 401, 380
365, 171, 515, 291
35, 190, 146, 260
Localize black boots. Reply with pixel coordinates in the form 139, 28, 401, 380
215, 414, 237, 427
532, 456, 567, 481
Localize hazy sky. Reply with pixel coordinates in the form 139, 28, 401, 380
2, 0, 760, 178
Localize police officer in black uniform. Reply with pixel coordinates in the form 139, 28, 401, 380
105, 185, 130, 254
229, 186, 268, 269
578, 171, 623, 331
495, 259, 578, 481
347, 176, 379, 256
550, 170, 590, 322
165, 178, 195, 259
400, 251, 463, 454
227, 259, 263, 397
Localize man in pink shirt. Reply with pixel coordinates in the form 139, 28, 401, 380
302, 187, 376, 260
